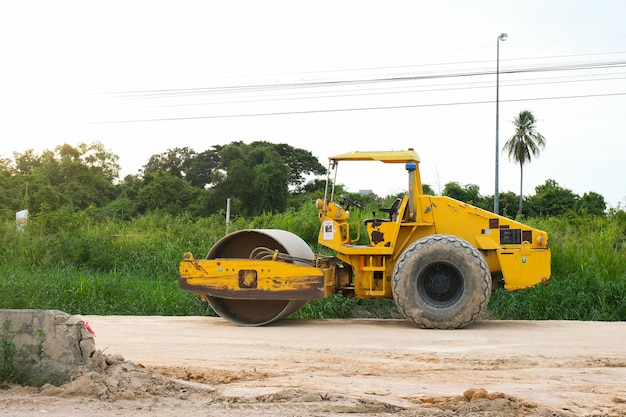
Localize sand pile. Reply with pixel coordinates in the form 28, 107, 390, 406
1, 351, 583, 416
37, 351, 202, 401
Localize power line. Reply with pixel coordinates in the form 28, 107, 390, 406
110, 59, 626, 99
145, 73, 626, 108
94, 91, 626, 125
171, 50, 626, 79
11, 52, 626, 128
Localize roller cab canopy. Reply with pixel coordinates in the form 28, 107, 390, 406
328, 149, 420, 164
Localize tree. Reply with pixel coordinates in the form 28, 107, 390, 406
142, 147, 196, 179
185, 147, 223, 188
503, 110, 546, 215
76, 142, 121, 182
142, 142, 326, 193
249, 141, 326, 187
526, 179, 578, 216
215, 143, 290, 215
422, 183, 435, 196
0, 163, 25, 217
442, 182, 488, 209
575, 191, 606, 216
497, 191, 521, 218
12, 149, 42, 175
11, 143, 120, 215
136, 170, 201, 215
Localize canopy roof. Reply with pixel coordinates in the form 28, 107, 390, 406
328, 149, 420, 163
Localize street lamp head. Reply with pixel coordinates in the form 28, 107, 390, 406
499, 33, 508, 41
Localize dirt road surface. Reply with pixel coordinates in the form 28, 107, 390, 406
2, 317, 625, 416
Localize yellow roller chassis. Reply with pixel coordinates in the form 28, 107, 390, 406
179, 253, 334, 300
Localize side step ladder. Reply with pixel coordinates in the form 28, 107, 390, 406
361, 255, 387, 297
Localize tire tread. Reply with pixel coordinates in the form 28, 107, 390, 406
392, 234, 491, 329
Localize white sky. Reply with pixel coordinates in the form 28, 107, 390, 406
1, 1, 625, 209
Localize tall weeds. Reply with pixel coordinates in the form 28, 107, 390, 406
0, 208, 624, 321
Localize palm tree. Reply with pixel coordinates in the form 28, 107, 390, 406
503, 110, 546, 215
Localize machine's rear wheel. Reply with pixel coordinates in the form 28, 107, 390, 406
392, 234, 491, 329
204, 229, 313, 326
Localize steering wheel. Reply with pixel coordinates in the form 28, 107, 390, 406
340, 195, 362, 209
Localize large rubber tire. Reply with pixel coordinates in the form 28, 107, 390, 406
391, 234, 491, 329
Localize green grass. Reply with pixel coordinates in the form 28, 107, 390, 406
0, 266, 212, 316
0, 212, 221, 316
0, 209, 624, 321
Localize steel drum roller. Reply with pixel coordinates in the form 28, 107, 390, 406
205, 229, 313, 326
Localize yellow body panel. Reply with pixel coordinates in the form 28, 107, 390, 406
497, 247, 551, 290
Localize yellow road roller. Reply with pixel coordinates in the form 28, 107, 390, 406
179, 149, 551, 328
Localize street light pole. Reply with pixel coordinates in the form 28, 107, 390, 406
494, 32, 508, 215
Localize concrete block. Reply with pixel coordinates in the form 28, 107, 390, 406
0, 309, 95, 385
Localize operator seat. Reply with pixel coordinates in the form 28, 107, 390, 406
364, 198, 402, 225
379, 198, 401, 221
